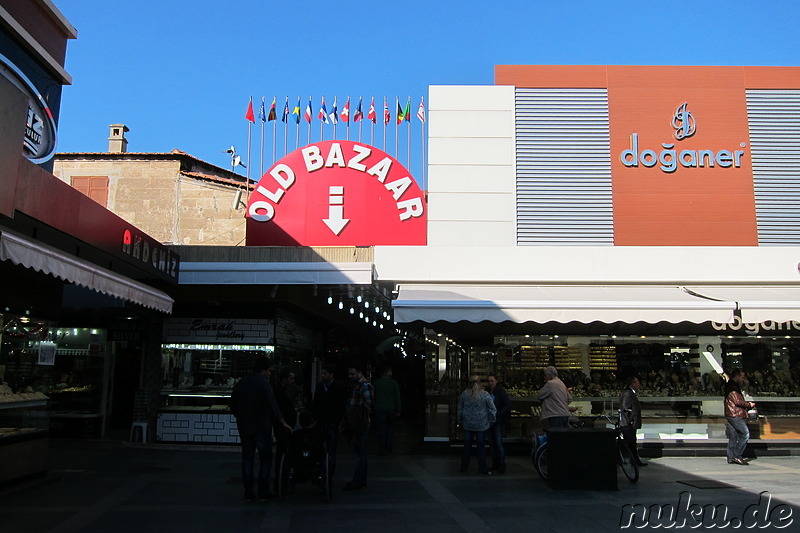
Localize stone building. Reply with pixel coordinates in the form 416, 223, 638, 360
53, 125, 250, 245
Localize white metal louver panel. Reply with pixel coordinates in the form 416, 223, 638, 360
746, 90, 800, 245
515, 88, 614, 245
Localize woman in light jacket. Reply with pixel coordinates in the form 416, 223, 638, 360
457, 375, 497, 475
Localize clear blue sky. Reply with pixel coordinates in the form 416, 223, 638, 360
55, 0, 799, 187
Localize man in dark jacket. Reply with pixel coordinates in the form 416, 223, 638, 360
487, 374, 511, 474
230, 356, 292, 502
619, 375, 646, 467
274, 367, 297, 481
724, 368, 755, 466
312, 364, 346, 464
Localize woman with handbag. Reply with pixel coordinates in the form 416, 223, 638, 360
457, 375, 496, 475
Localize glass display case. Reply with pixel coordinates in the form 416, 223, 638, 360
436, 332, 800, 442
157, 343, 274, 444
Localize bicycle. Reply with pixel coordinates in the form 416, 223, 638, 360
531, 411, 639, 483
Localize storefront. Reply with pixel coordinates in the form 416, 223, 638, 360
0, 0, 177, 483
374, 65, 800, 443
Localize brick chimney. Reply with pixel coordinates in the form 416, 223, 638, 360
108, 124, 129, 153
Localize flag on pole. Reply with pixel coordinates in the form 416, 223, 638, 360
396, 98, 404, 125
293, 97, 301, 124
368, 97, 376, 123
245, 97, 255, 123
318, 96, 329, 123
417, 96, 426, 123
329, 97, 339, 124
354, 97, 364, 122
259, 97, 267, 123
383, 97, 390, 125
281, 97, 289, 122
304, 97, 313, 123
268, 97, 277, 121
341, 97, 350, 122
404, 97, 412, 123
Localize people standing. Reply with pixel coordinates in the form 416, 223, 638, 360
724, 368, 755, 466
373, 365, 401, 455
312, 364, 345, 466
619, 375, 647, 467
486, 374, 510, 474
230, 356, 292, 502
343, 363, 374, 490
537, 366, 573, 429
274, 368, 297, 481
458, 375, 496, 475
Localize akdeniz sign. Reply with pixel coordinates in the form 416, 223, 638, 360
0, 53, 58, 164
246, 140, 427, 246
620, 102, 747, 173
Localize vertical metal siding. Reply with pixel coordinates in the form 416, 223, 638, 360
746, 90, 800, 245
515, 88, 614, 245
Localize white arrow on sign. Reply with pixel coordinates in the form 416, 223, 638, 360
323, 185, 350, 235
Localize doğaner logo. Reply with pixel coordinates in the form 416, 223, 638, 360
620, 102, 746, 173
671, 102, 696, 140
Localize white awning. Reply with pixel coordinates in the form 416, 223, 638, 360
684, 286, 800, 324
393, 284, 737, 324
0, 230, 173, 313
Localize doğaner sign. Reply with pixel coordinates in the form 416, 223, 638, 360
246, 141, 427, 246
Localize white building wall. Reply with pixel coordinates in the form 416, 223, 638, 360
374, 85, 800, 285
426, 85, 516, 247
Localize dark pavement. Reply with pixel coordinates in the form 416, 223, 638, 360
2, 430, 800, 532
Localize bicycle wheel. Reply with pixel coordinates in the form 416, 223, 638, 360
534, 445, 548, 481
322, 453, 332, 501
618, 444, 639, 483
277, 453, 290, 500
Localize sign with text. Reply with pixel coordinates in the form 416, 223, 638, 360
163, 318, 275, 345
246, 141, 427, 246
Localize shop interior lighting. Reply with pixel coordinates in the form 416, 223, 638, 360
349, 307, 354, 314
357, 295, 362, 303
163, 343, 274, 351
338, 301, 344, 310
327, 295, 333, 304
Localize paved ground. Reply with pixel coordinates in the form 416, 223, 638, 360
2, 435, 799, 533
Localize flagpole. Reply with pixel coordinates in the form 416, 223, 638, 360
284, 97, 289, 156
246, 98, 253, 202
370, 96, 375, 147
272, 97, 278, 165
259, 97, 265, 179
421, 99, 426, 190
395, 96, 399, 158
383, 96, 387, 152
407, 96, 411, 171
296, 96, 301, 150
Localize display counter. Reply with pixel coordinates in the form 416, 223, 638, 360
157, 391, 238, 444
503, 396, 800, 441
0, 394, 49, 486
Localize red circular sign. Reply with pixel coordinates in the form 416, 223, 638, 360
246, 141, 427, 246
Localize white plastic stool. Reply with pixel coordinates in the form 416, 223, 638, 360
130, 421, 148, 443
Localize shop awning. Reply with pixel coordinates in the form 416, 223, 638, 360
684, 286, 800, 324
0, 230, 174, 313
392, 284, 737, 324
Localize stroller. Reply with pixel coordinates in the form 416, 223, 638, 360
276, 419, 333, 501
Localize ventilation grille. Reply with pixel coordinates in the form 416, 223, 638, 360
746, 90, 800, 245
515, 88, 613, 245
